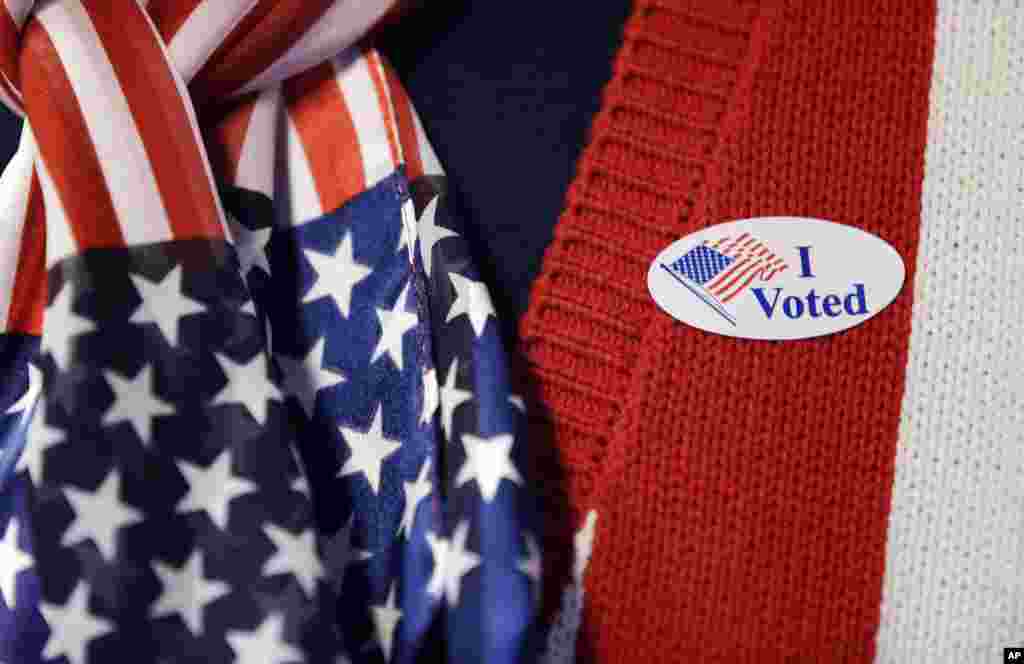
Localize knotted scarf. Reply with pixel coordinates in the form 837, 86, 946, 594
0, 2, 538, 662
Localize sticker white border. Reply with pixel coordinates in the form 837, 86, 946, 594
647, 217, 906, 340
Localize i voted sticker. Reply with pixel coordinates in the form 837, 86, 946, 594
647, 217, 905, 340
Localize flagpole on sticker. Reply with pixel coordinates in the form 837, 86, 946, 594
659, 263, 737, 326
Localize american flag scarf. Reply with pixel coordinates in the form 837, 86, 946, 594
0, 2, 538, 662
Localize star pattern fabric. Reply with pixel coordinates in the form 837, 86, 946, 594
0, 239, 345, 662
0, 169, 538, 662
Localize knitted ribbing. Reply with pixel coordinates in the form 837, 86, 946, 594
875, 3, 1024, 661
520, 0, 769, 522
520, 1, 937, 661
518, 1, 772, 640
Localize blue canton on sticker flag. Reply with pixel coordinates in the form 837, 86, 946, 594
668, 245, 735, 285
661, 233, 789, 326
0, 169, 538, 663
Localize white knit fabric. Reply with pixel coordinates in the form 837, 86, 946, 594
876, 3, 1024, 662
541, 510, 598, 664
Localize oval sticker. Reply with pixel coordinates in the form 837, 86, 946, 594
647, 218, 905, 340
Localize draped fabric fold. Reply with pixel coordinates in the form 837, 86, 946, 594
0, 2, 538, 662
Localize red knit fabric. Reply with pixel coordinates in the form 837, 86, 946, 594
519, 1, 937, 661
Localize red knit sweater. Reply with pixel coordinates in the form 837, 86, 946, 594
520, 1, 939, 660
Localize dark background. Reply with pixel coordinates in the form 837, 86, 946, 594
0, 0, 630, 346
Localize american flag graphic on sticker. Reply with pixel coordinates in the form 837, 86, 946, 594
660, 232, 789, 326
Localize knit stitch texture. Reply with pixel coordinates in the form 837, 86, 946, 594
876, 2, 1024, 661
520, 1, 939, 661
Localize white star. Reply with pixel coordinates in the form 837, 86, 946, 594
101, 365, 175, 446
225, 613, 302, 664
176, 449, 257, 530
6, 362, 42, 415
289, 445, 309, 496
396, 198, 416, 258
129, 266, 206, 348
439, 358, 472, 442
455, 433, 522, 503
420, 368, 439, 426
517, 534, 541, 585
425, 521, 479, 606
39, 581, 113, 664
417, 195, 457, 277
371, 281, 418, 371
18, 398, 65, 483
61, 469, 143, 561
424, 533, 446, 598
227, 211, 272, 277
0, 516, 33, 609
211, 353, 280, 426
262, 523, 323, 598
303, 232, 372, 318
276, 337, 345, 419
337, 406, 401, 495
151, 550, 230, 636
322, 514, 372, 585
370, 584, 402, 661
41, 285, 95, 371
446, 272, 496, 338
398, 459, 432, 538
262, 308, 274, 356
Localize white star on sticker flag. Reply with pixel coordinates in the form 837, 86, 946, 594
455, 433, 522, 503
41, 286, 95, 371
226, 211, 272, 277
426, 520, 480, 606
129, 265, 206, 348
417, 195, 457, 277
338, 405, 401, 495
262, 523, 324, 598
303, 231, 372, 317
398, 459, 432, 538
151, 550, 230, 636
446, 272, 497, 338
101, 365, 174, 446
61, 468, 143, 561
0, 516, 34, 609
176, 449, 257, 530
420, 367, 439, 426
439, 357, 472, 442
276, 336, 346, 418
371, 281, 418, 371
225, 612, 302, 664
211, 352, 281, 426
371, 583, 402, 661
39, 581, 113, 664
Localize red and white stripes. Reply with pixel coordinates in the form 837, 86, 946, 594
0, 126, 43, 335
706, 234, 787, 302
207, 45, 441, 228
23, 0, 227, 253
0, 0, 428, 335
